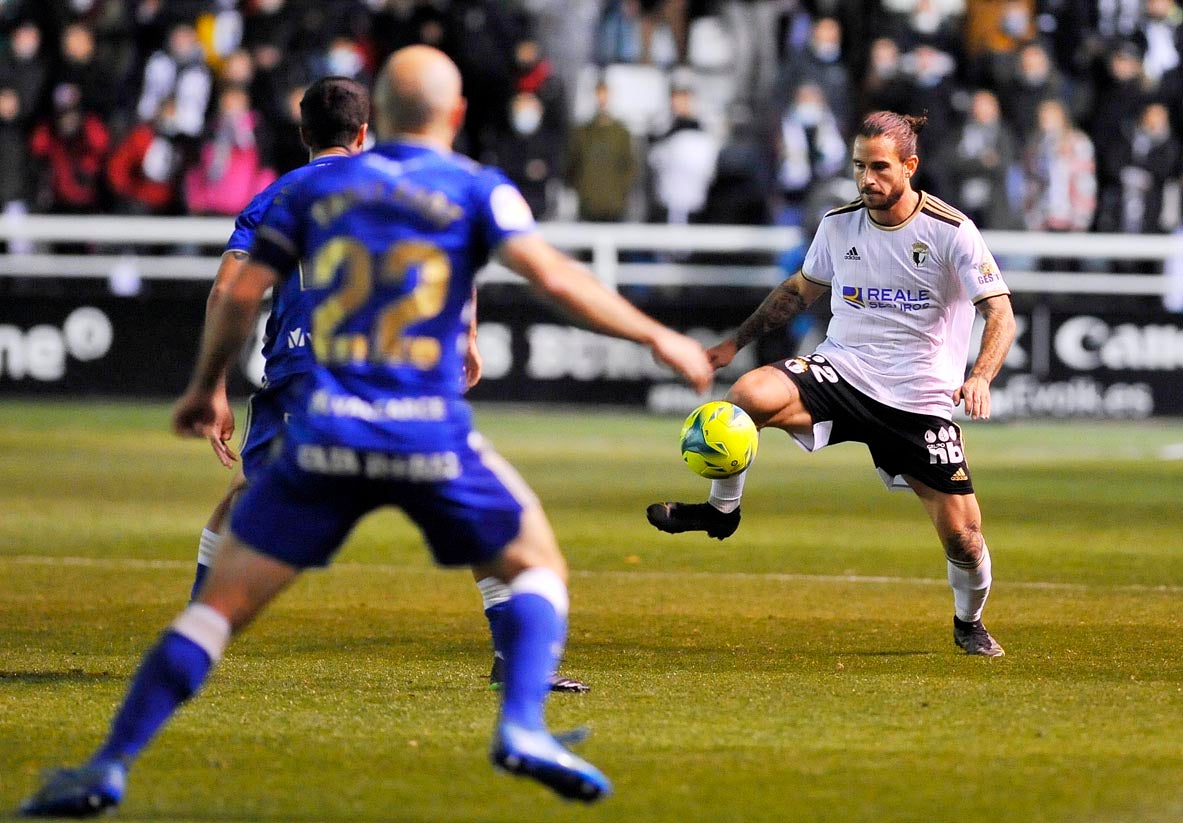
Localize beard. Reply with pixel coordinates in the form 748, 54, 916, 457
861, 185, 904, 211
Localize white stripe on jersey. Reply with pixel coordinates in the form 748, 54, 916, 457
801, 192, 1009, 417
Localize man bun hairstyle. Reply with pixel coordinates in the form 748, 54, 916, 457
857, 110, 927, 159
300, 76, 370, 152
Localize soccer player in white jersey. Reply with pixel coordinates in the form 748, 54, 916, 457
648, 111, 1016, 657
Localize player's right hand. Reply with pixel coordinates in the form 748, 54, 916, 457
172, 387, 218, 441
650, 330, 713, 394
707, 339, 738, 370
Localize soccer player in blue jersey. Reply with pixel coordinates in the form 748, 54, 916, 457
19, 45, 712, 816
190, 76, 588, 693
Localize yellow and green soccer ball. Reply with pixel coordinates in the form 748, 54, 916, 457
679, 401, 758, 479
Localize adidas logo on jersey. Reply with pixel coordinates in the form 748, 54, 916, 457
951, 467, 969, 481
844, 246, 861, 261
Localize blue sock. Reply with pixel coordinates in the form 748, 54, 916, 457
190, 564, 209, 602
499, 593, 565, 731
91, 631, 213, 764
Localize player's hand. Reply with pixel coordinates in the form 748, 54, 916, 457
707, 339, 738, 370
207, 390, 239, 468
650, 329, 713, 394
463, 336, 483, 392
954, 375, 992, 420
172, 387, 220, 441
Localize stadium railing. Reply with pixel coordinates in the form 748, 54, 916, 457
1, 216, 1182, 297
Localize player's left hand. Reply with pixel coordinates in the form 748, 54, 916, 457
954, 375, 992, 420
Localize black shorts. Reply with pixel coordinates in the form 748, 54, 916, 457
773, 354, 975, 495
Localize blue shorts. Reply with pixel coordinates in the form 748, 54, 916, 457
239, 380, 299, 481
230, 432, 531, 569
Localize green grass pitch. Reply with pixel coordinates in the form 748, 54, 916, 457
1, 400, 1181, 823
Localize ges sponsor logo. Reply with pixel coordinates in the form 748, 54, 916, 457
841, 285, 931, 312
977, 261, 1000, 285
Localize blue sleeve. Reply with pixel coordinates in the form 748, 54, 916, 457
224, 188, 273, 254
248, 185, 303, 277
472, 168, 537, 255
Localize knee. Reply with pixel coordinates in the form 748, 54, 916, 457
943, 523, 984, 566
726, 369, 788, 427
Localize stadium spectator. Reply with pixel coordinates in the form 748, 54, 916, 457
947, 89, 1021, 229
1088, 40, 1153, 194
597, 0, 646, 64
107, 97, 186, 215
313, 36, 370, 85
0, 85, 32, 235
775, 82, 847, 226
565, 78, 638, 222
720, 0, 783, 109
184, 86, 276, 216
136, 22, 211, 139
963, 0, 1036, 85
57, 22, 120, 121
876, 0, 965, 54
29, 83, 110, 214
370, 0, 451, 56
0, 19, 49, 123
859, 36, 911, 115
999, 40, 1067, 144
264, 82, 312, 175
647, 83, 719, 224
1137, 0, 1183, 84
513, 36, 567, 137
482, 91, 563, 219
640, 0, 689, 66
897, 43, 961, 197
699, 107, 775, 228
775, 17, 852, 134
1095, 101, 1180, 236
1022, 98, 1097, 232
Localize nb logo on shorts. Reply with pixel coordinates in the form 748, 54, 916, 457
925, 425, 964, 465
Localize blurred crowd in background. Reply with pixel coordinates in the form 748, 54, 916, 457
1, 0, 1181, 242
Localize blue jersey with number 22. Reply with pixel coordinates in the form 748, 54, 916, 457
249, 140, 535, 454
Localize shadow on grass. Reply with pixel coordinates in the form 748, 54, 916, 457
0, 669, 122, 684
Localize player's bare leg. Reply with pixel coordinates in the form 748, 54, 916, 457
907, 479, 1004, 657
648, 365, 813, 539
473, 505, 611, 802
191, 473, 248, 599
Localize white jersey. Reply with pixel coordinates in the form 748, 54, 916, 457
801, 191, 1009, 418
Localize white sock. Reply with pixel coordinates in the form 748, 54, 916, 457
171, 603, 232, 662
196, 529, 222, 567
947, 539, 992, 623
476, 576, 511, 610
510, 567, 569, 619
708, 470, 747, 514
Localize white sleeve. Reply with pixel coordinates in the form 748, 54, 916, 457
801, 221, 834, 286
951, 219, 1009, 303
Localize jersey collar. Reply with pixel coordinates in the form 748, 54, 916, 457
867, 190, 926, 232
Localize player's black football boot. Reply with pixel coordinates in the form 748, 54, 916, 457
953, 617, 1005, 657
646, 501, 740, 540
488, 654, 591, 693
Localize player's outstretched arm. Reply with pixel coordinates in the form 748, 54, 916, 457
202, 251, 250, 466
709, 272, 829, 369
954, 294, 1016, 420
463, 285, 482, 391
499, 234, 713, 393
174, 261, 279, 439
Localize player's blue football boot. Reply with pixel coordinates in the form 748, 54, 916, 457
18, 759, 126, 818
491, 722, 612, 802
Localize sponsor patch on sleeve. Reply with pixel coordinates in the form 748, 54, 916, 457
490, 184, 536, 232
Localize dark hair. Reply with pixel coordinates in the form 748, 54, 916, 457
300, 76, 370, 151
856, 111, 927, 159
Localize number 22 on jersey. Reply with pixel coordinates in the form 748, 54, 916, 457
304, 237, 451, 369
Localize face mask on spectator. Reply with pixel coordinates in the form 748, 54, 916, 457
1002, 7, 1030, 37
811, 42, 840, 63
512, 107, 542, 135
793, 102, 824, 126
912, 10, 940, 34
327, 47, 363, 78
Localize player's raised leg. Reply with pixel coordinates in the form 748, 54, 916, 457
476, 505, 611, 802
19, 538, 299, 818
907, 479, 1004, 657
648, 365, 813, 539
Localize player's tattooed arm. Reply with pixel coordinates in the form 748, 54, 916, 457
733, 273, 825, 350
